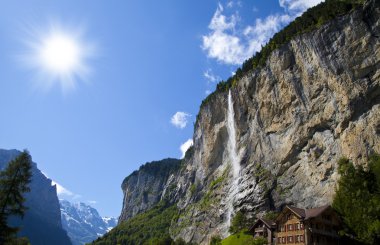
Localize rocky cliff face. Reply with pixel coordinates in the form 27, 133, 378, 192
119, 1, 380, 244
0, 149, 72, 245
119, 158, 181, 222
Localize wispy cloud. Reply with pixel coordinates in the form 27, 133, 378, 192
180, 139, 193, 158
204, 68, 220, 83
279, 0, 323, 12
202, 4, 243, 65
226, 1, 242, 8
202, 0, 323, 65
88, 200, 97, 205
51, 180, 81, 199
171, 111, 191, 129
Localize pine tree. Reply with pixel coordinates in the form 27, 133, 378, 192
0, 150, 32, 244
333, 156, 380, 244
229, 211, 248, 234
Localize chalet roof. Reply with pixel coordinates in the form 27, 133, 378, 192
277, 205, 332, 221
287, 206, 306, 218
261, 218, 276, 227
304, 205, 330, 219
250, 217, 276, 231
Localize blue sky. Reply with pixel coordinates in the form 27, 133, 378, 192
0, 0, 322, 217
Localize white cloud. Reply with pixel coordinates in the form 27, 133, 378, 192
171, 111, 191, 129
202, 4, 245, 65
279, 0, 323, 12
227, 1, 234, 8
204, 69, 220, 83
202, 1, 323, 65
88, 200, 97, 205
180, 139, 193, 158
51, 180, 81, 199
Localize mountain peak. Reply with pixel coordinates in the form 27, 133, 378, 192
60, 199, 117, 245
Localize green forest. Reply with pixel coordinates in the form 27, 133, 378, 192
90, 201, 191, 245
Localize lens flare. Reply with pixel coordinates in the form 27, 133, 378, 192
20, 21, 96, 93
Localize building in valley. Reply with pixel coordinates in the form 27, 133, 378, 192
249, 218, 276, 245
275, 205, 341, 245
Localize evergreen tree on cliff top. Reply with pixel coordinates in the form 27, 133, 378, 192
0, 150, 32, 244
333, 155, 380, 244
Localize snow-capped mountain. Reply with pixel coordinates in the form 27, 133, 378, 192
60, 200, 117, 245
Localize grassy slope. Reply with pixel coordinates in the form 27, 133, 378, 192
221, 231, 256, 245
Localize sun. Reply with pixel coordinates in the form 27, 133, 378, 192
40, 33, 81, 74
20, 22, 95, 93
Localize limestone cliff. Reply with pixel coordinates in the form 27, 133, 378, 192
119, 0, 380, 244
118, 158, 181, 222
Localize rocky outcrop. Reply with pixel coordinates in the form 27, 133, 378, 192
0, 149, 72, 245
119, 1, 380, 244
118, 158, 181, 222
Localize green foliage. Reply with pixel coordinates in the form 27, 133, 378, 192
199, 0, 366, 112
210, 175, 225, 190
221, 230, 256, 245
229, 211, 248, 234
252, 237, 268, 245
123, 158, 181, 186
190, 183, 197, 196
91, 201, 179, 245
333, 155, 380, 244
210, 235, 222, 245
0, 150, 32, 244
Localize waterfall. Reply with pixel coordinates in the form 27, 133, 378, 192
225, 90, 241, 231
227, 90, 240, 179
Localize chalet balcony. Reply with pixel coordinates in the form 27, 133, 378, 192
254, 227, 264, 233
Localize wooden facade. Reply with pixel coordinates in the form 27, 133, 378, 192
275, 205, 341, 245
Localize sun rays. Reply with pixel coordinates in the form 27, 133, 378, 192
20, 21, 96, 93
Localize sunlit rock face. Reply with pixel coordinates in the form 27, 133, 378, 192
118, 158, 182, 222
119, 1, 380, 244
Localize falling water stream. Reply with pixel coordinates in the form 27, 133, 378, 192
225, 90, 241, 232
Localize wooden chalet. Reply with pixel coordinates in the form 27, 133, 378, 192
249, 218, 276, 245
275, 205, 341, 245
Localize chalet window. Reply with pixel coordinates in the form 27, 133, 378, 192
295, 235, 299, 242
288, 224, 293, 231
288, 235, 293, 243
278, 237, 281, 244
287, 214, 292, 220
282, 237, 286, 243
300, 223, 304, 229
300, 235, 304, 242
296, 223, 300, 230
282, 225, 286, 232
